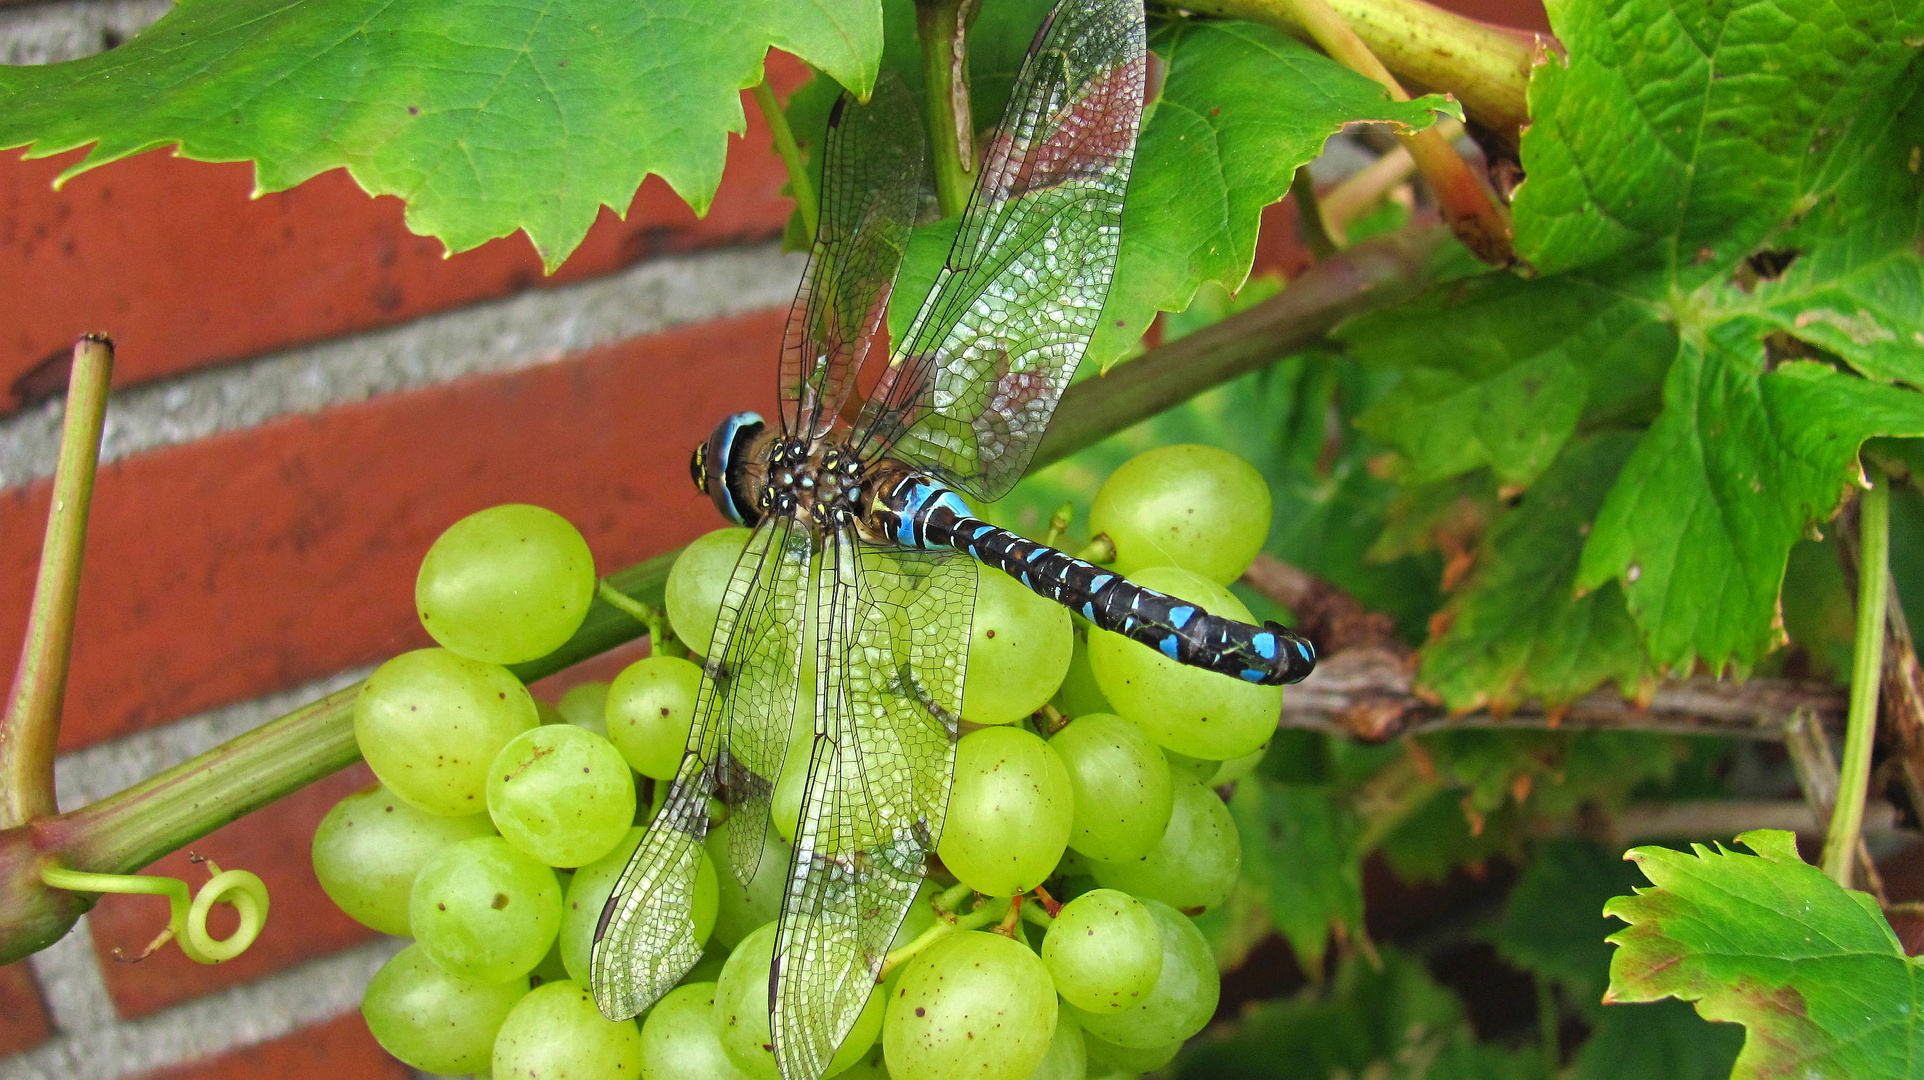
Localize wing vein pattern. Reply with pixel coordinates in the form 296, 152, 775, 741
852, 0, 1146, 500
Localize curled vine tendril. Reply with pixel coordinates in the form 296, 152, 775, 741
41, 854, 270, 964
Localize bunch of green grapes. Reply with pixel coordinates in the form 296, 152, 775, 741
314, 444, 1286, 1080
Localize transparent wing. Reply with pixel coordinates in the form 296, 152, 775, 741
769, 529, 976, 1079
849, 0, 1145, 500
780, 75, 928, 440
591, 516, 810, 1020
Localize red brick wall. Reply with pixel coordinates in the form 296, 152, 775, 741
0, 1, 1548, 1073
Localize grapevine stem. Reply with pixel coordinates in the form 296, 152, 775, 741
751, 77, 819, 244
40, 858, 268, 964
1018, 899, 1054, 928
0, 336, 112, 828
915, 0, 977, 219
1260, 0, 1511, 265
1824, 468, 1890, 887
1178, 0, 1542, 144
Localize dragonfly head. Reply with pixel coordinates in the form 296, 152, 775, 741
693, 411, 767, 525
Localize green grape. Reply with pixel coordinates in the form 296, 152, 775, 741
1087, 567, 1282, 761
1028, 1008, 1087, 1080
1087, 445, 1270, 585
714, 922, 884, 1080
561, 826, 717, 984
356, 648, 540, 816
416, 503, 597, 665
557, 681, 611, 736
1053, 626, 1114, 718
361, 942, 528, 1073
1207, 741, 1267, 785
487, 725, 636, 868
1083, 1031, 1182, 1073
705, 817, 791, 948
771, 742, 808, 844
493, 979, 644, 1080
834, 1044, 891, 1080
1162, 749, 1218, 782
312, 783, 496, 936
884, 931, 1059, 1080
938, 727, 1073, 896
1049, 714, 1172, 862
1091, 775, 1240, 913
410, 836, 563, 983
1040, 889, 1162, 1013
606, 656, 704, 779
962, 566, 1073, 725
639, 982, 755, 1080
530, 938, 570, 986
1064, 898, 1218, 1050
666, 527, 752, 655
682, 939, 731, 986
891, 881, 941, 952
536, 701, 566, 726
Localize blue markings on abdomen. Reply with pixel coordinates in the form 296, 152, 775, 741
1168, 605, 1196, 629
1252, 632, 1277, 660
1158, 635, 1180, 659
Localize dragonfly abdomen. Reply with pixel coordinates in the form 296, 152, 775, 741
873, 471, 1315, 686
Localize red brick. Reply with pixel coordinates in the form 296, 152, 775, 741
89, 764, 378, 1017
135, 1012, 410, 1080
0, 958, 52, 1055
0, 54, 810, 413
0, 308, 781, 751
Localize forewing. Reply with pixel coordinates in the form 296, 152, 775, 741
769, 530, 976, 1079
851, 0, 1145, 499
591, 516, 809, 1020
780, 75, 928, 439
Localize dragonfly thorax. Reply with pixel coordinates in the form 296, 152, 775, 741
751, 435, 868, 531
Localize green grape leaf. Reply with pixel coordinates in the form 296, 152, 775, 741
1353, 4, 1924, 692
1083, 20, 1457, 371
1514, 0, 1924, 279
1418, 730, 1682, 819
1342, 274, 1672, 489
1419, 432, 1656, 712
0, 0, 884, 270
1605, 829, 1924, 1079
1227, 778, 1362, 972
1576, 348, 1924, 674
1490, 838, 1647, 1018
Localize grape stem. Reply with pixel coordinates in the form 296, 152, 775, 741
1044, 503, 1074, 549
1018, 899, 1054, 929
993, 893, 1025, 938
1074, 534, 1116, 565
750, 77, 818, 244
1031, 885, 1062, 918
596, 579, 686, 660
1035, 703, 1070, 737
933, 880, 974, 915
40, 855, 268, 964
879, 893, 1007, 978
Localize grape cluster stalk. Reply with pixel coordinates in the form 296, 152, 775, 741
316, 444, 1282, 1079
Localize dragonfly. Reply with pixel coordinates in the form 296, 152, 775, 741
591, 1, 1315, 1076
